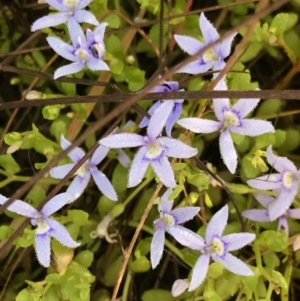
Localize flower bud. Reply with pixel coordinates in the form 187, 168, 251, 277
171, 279, 189, 297
25, 90, 43, 100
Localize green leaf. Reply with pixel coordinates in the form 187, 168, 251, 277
256, 99, 284, 118
61, 82, 76, 96
270, 13, 298, 35
136, 0, 160, 13
243, 274, 259, 292
124, 66, 146, 92
103, 14, 120, 29
142, 289, 173, 301
207, 262, 223, 278
27, 185, 46, 207
134, 238, 151, 258
168, 185, 183, 199
16, 289, 31, 301
74, 250, 94, 268
112, 164, 128, 200
278, 128, 300, 152
32, 51, 47, 69
67, 210, 89, 226
273, 129, 286, 148
101, 255, 123, 287
0, 225, 14, 241
42, 105, 62, 120
258, 230, 288, 252
0, 154, 21, 174
4, 132, 22, 145
263, 252, 280, 269
130, 256, 151, 273
15, 228, 34, 248
239, 42, 263, 63
271, 270, 288, 290
254, 133, 276, 150
187, 173, 209, 190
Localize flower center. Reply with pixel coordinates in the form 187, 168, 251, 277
145, 141, 164, 159
75, 48, 90, 62
203, 48, 218, 62
63, 0, 78, 9
222, 111, 240, 128
209, 237, 224, 255
75, 162, 89, 177
162, 214, 175, 227
282, 171, 294, 189
36, 218, 50, 234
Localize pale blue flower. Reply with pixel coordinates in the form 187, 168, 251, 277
174, 13, 236, 76
100, 103, 198, 188
171, 279, 190, 297
180, 205, 255, 291
50, 135, 117, 201
32, 0, 99, 31
140, 80, 184, 137
151, 189, 200, 268
47, 19, 109, 79
243, 194, 300, 236
247, 146, 300, 221
177, 80, 275, 173
0, 193, 80, 267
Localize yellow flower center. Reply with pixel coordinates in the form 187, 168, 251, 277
75, 162, 89, 177
210, 237, 224, 255
36, 218, 50, 234
162, 214, 175, 226
283, 171, 294, 189
203, 48, 218, 62
63, 0, 78, 9
223, 111, 240, 128
146, 142, 163, 159
75, 48, 90, 62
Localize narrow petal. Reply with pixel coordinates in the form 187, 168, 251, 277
222, 233, 256, 251
68, 18, 86, 47
230, 119, 275, 136
31, 13, 69, 31
46, 37, 77, 61
60, 135, 85, 162
287, 208, 300, 219
177, 118, 220, 133
166, 102, 182, 137
266, 146, 297, 173
159, 137, 197, 158
277, 216, 289, 235
147, 101, 174, 140
47, 218, 80, 248
253, 194, 274, 208
100, 133, 145, 149
54, 62, 84, 79
174, 34, 204, 55
74, 10, 99, 25
139, 101, 162, 128
7, 200, 38, 218
176, 60, 213, 75
50, 163, 76, 179
151, 157, 176, 188
269, 184, 298, 221
165, 81, 179, 91
242, 209, 270, 222
35, 234, 51, 267
171, 207, 200, 223
218, 32, 237, 59
91, 170, 117, 201
231, 98, 260, 118
67, 173, 91, 200
247, 174, 282, 190
212, 252, 253, 276
117, 149, 131, 168
150, 228, 165, 269
128, 147, 149, 187
46, 0, 69, 11
206, 205, 228, 244
0, 194, 7, 205
212, 79, 230, 121
42, 192, 72, 216
91, 22, 108, 42
219, 129, 237, 174
86, 58, 110, 71
76, 0, 92, 9
90, 144, 109, 165
168, 225, 205, 250
159, 188, 174, 213
212, 60, 226, 78
200, 13, 220, 45
188, 254, 210, 291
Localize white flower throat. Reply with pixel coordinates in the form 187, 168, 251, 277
203, 48, 218, 62
36, 218, 50, 234
209, 237, 224, 255
75, 48, 90, 62
63, 0, 79, 9
282, 171, 295, 189
76, 161, 89, 177
162, 214, 175, 227
146, 141, 164, 159
223, 111, 240, 128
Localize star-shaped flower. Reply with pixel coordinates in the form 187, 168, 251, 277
174, 13, 236, 76
177, 80, 275, 173
47, 19, 109, 79
0, 193, 80, 267
243, 194, 300, 236
151, 189, 200, 268
32, 0, 99, 31
99, 103, 198, 188
180, 205, 255, 291
140, 80, 184, 137
50, 135, 117, 201
247, 146, 300, 220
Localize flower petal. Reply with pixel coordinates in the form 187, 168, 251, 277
47, 218, 80, 248
219, 129, 237, 174
266, 146, 297, 173
151, 157, 176, 188
222, 233, 256, 251
230, 119, 275, 136
247, 174, 282, 190
147, 101, 174, 140
90, 22, 107, 42
67, 173, 91, 200
269, 184, 298, 221
168, 225, 205, 250
206, 205, 228, 244
212, 79, 230, 121
54, 62, 84, 79
177, 118, 220, 133
91, 170, 117, 201
139, 101, 162, 128
76, 0, 92, 9
218, 32, 237, 59
287, 208, 300, 219
46, 37, 77, 61
159, 188, 174, 213
74, 10, 99, 25
46, 0, 69, 11
7, 200, 38, 218
0, 194, 7, 205
174, 34, 204, 55
35, 233, 51, 267
253, 194, 275, 208
60, 134, 86, 162
200, 13, 220, 45
150, 227, 165, 269
128, 146, 149, 187
50, 163, 76, 179
188, 253, 210, 291
159, 137, 197, 158
242, 209, 270, 222
90, 144, 109, 165
117, 149, 131, 168
171, 206, 200, 224
86, 58, 110, 71
166, 102, 183, 137
68, 18, 86, 47
100, 133, 145, 148
212, 252, 253, 276
231, 98, 260, 118
176, 60, 213, 75
42, 192, 72, 216
277, 216, 289, 235
31, 13, 69, 31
